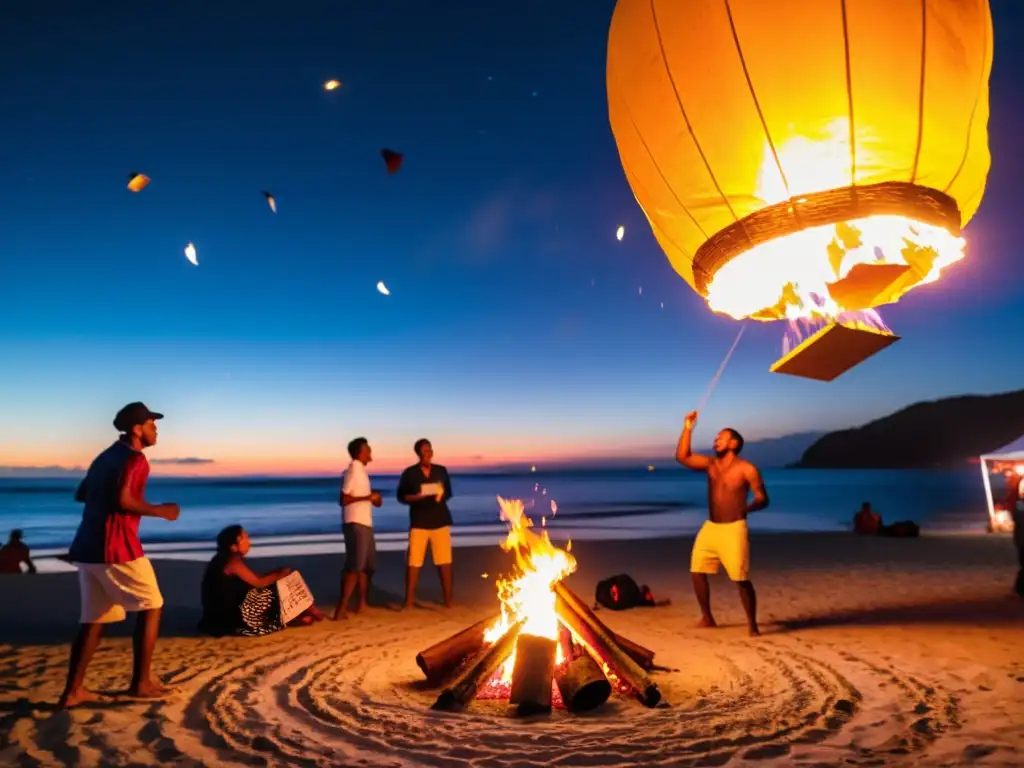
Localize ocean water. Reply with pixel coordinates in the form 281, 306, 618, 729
0, 467, 994, 554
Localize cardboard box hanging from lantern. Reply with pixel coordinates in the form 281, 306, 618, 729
770, 323, 900, 382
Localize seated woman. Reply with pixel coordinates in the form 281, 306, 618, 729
199, 525, 324, 637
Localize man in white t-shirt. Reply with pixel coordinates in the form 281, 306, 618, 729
334, 437, 382, 619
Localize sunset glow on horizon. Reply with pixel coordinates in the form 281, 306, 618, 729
0, 435, 689, 477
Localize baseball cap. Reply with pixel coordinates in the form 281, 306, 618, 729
113, 402, 164, 432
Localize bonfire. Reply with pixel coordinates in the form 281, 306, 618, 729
416, 497, 661, 715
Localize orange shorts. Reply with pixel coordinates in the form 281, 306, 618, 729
407, 527, 452, 567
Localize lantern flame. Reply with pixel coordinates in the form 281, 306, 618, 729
782, 308, 890, 355
482, 496, 577, 686
706, 119, 966, 323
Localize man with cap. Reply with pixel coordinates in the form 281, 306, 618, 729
58, 402, 181, 708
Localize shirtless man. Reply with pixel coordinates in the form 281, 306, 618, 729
676, 410, 769, 636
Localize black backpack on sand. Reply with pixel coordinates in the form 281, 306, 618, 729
594, 573, 657, 611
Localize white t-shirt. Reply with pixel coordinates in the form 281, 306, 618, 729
342, 460, 373, 527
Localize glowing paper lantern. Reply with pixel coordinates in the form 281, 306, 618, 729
607, 0, 993, 372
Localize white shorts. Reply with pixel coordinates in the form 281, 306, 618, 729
76, 557, 165, 624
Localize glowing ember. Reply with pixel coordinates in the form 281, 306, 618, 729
706, 119, 966, 324
990, 508, 1015, 534
482, 497, 577, 687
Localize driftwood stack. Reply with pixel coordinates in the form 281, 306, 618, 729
419, 582, 662, 715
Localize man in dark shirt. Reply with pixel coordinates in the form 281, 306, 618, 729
397, 439, 454, 609
58, 402, 181, 708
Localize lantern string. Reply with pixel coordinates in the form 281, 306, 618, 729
696, 324, 746, 412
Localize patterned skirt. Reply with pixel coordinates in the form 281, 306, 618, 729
238, 586, 286, 637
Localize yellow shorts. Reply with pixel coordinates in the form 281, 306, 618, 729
76, 557, 165, 624
408, 527, 453, 567
690, 520, 750, 582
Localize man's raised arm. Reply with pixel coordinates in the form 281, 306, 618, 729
675, 411, 711, 471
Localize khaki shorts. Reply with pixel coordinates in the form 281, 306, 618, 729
408, 527, 452, 567
76, 557, 165, 624
690, 520, 750, 582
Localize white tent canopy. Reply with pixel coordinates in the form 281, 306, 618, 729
979, 433, 1024, 533
981, 433, 1024, 461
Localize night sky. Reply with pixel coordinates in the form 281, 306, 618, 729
2, 0, 1022, 475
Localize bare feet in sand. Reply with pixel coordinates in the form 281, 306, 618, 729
58, 688, 100, 708
696, 616, 717, 629
127, 680, 171, 699
333, 609, 349, 620
749, 625, 761, 637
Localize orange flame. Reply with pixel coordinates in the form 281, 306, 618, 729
483, 496, 577, 683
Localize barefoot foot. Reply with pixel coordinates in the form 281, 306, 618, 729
696, 616, 717, 629
58, 688, 100, 709
748, 625, 761, 637
127, 680, 171, 699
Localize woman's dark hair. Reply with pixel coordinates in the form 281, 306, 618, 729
216, 525, 245, 554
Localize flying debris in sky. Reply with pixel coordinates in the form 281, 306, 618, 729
616, 225, 625, 241
323, 79, 341, 91
262, 191, 277, 213
127, 173, 150, 193
184, 242, 198, 267
380, 148, 403, 174
376, 281, 391, 296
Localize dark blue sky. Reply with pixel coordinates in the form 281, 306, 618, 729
2, 0, 1022, 473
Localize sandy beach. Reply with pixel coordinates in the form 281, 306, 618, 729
0, 531, 1021, 767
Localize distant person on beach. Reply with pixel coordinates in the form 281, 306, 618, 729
199, 525, 324, 636
853, 502, 882, 535
334, 437, 383, 620
397, 439, 454, 609
0, 530, 36, 574
676, 410, 769, 636
59, 402, 180, 708
852, 501, 920, 538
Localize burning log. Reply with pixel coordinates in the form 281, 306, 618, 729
555, 594, 662, 708
509, 633, 557, 715
416, 615, 498, 684
554, 583, 656, 670
558, 623, 575, 663
555, 654, 612, 712
432, 618, 525, 711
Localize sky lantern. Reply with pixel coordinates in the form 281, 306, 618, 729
607, 0, 993, 380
